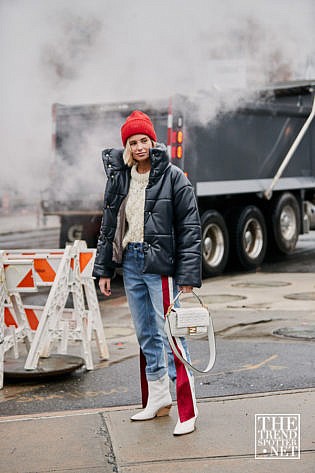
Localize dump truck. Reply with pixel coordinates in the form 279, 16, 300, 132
42, 80, 315, 276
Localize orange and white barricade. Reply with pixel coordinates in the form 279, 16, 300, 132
0, 241, 109, 387
0, 250, 35, 388
22, 240, 109, 370
0, 258, 5, 388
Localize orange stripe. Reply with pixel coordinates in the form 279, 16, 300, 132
34, 259, 56, 282
17, 269, 35, 288
4, 307, 18, 327
24, 308, 39, 330
79, 252, 93, 273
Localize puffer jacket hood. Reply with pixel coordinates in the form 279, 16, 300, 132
101, 143, 170, 183
102, 148, 126, 177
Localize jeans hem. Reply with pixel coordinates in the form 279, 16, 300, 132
146, 368, 168, 381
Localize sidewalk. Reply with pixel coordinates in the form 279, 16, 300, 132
0, 389, 314, 473
1, 271, 315, 472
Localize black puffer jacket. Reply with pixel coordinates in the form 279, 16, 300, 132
93, 144, 202, 287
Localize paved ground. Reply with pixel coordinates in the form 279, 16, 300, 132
1, 271, 315, 472
1, 213, 314, 471
1, 272, 315, 415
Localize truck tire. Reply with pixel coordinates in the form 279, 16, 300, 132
229, 206, 267, 270
269, 192, 300, 254
201, 210, 229, 277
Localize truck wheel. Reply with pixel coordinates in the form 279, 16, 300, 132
230, 206, 267, 270
201, 210, 229, 277
270, 192, 300, 254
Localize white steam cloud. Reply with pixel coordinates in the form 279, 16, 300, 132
1, 0, 314, 202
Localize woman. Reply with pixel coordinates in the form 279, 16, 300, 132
93, 110, 202, 435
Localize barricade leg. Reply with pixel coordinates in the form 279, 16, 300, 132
0, 268, 5, 388
84, 278, 109, 360
9, 293, 33, 350
0, 342, 3, 390
72, 239, 109, 361
8, 326, 19, 358
1, 259, 33, 386
58, 320, 69, 355
24, 246, 72, 370
71, 271, 94, 370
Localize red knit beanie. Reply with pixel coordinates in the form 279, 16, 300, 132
121, 110, 157, 146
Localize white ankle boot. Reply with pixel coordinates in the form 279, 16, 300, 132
173, 407, 198, 435
173, 376, 198, 435
131, 373, 172, 421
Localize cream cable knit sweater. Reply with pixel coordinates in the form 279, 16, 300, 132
122, 165, 150, 248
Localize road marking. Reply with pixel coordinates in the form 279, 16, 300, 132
240, 354, 278, 371
202, 354, 281, 377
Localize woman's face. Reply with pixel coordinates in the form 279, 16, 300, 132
129, 134, 152, 164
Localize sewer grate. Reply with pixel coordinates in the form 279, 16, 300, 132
273, 326, 315, 341
232, 281, 291, 288
284, 292, 315, 301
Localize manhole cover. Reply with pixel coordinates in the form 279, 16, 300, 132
273, 326, 315, 341
284, 292, 315, 301
4, 354, 85, 379
232, 281, 291, 288
183, 294, 246, 304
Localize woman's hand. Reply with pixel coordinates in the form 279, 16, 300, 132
99, 277, 112, 296
179, 285, 193, 293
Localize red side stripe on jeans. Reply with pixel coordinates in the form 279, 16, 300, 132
140, 348, 148, 407
161, 276, 195, 422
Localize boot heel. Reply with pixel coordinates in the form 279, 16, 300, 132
156, 404, 172, 417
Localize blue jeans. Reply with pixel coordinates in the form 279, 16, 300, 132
122, 242, 189, 382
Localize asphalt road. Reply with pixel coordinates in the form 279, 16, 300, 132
1, 337, 314, 417
262, 231, 315, 273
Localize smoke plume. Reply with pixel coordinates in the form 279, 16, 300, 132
1, 0, 314, 203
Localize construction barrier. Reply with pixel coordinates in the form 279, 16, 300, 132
0, 252, 34, 388
0, 241, 109, 388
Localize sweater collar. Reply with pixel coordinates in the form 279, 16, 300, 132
131, 164, 150, 183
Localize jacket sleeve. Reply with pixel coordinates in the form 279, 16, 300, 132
93, 231, 115, 279
93, 148, 127, 279
93, 216, 116, 279
172, 169, 202, 287
92, 180, 115, 279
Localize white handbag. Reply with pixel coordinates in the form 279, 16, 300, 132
164, 290, 216, 374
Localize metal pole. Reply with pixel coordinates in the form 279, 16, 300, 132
264, 94, 315, 200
